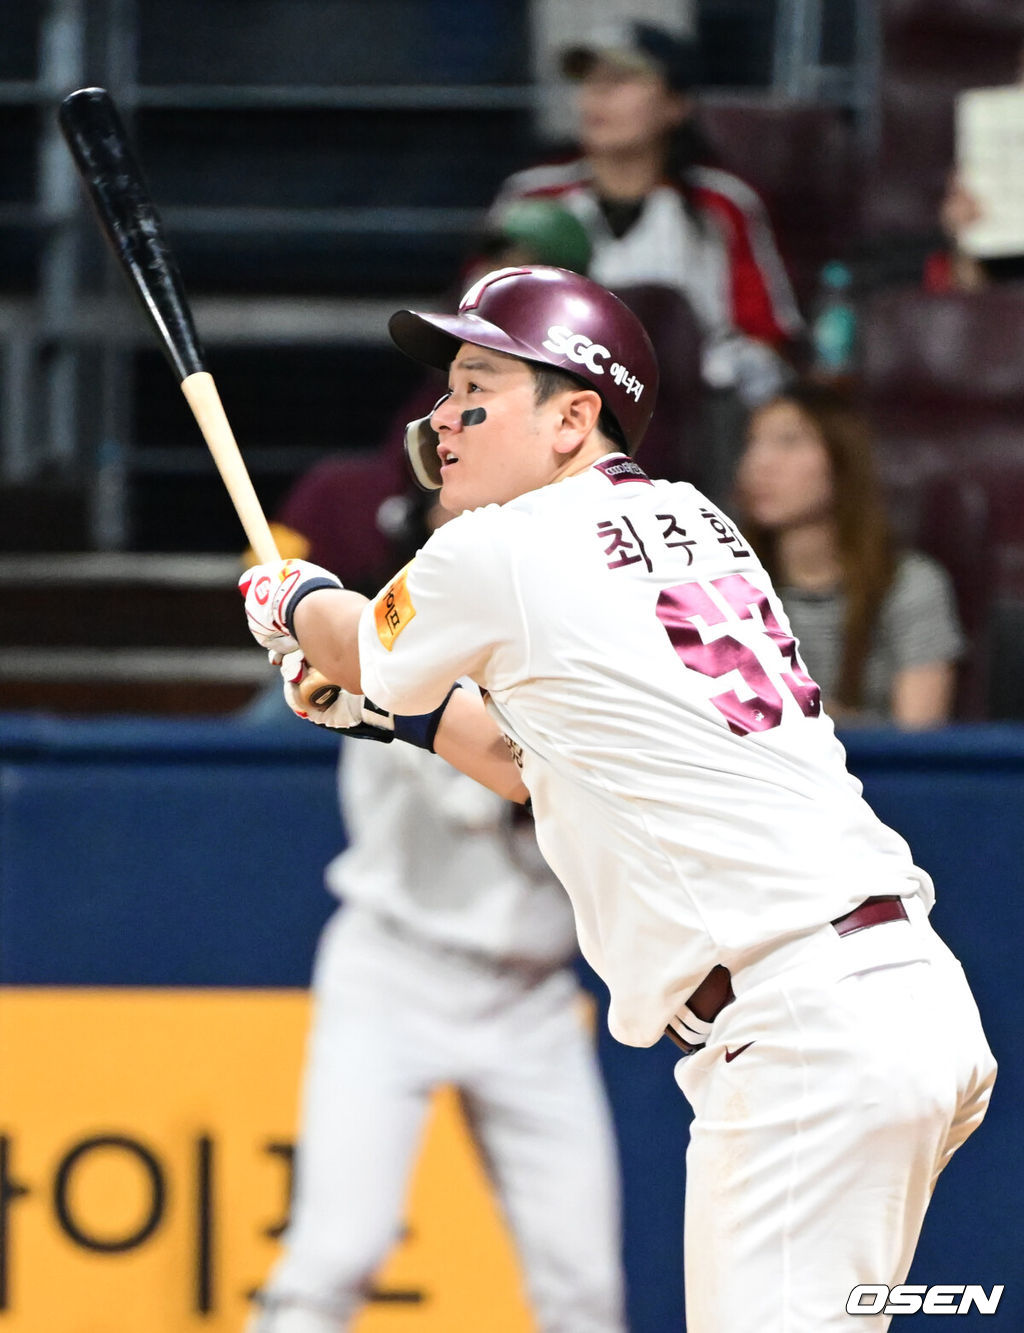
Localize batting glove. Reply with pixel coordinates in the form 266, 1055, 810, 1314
276, 650, 458, 751
239, 559, 343, 655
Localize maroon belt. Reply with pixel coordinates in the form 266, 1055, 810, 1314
665, 896, 909, 1054
832, 894, 908, 936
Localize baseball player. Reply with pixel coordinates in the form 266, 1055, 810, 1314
246, 716, 625, 1333
240, 266, 996, 1331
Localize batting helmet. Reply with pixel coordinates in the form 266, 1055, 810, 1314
388, 266, 659, 490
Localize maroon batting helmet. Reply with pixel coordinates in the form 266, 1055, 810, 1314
388, 265, 659, 489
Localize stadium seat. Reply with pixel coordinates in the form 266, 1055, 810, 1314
276, 449, 407, 594
884, 0, 1024, 37
911, 472, 993, 718
863, 289, 1024, 590
861, 287, 1024, 717
612, 284, 705, 484
974, 466, 1024, 717
861, 76, 957, 240
699, 99, 861, 306
861, 289, 1024, 406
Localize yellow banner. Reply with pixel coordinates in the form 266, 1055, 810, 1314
0, 989, 532, 1332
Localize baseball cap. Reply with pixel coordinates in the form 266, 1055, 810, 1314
561, 20, 702, 92
487, 199, 592, 274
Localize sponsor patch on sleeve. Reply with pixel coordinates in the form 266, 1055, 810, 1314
374, 563, 416, 650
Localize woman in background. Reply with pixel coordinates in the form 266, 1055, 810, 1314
732, 382, 964, 727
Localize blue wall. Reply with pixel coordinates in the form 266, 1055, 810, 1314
1, 715, 1021, 1329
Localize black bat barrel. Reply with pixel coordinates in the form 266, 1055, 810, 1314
58, 86, 206, 382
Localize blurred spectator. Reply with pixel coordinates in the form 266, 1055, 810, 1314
491, 19, 803, 411
924, 48, 1024, 293
925, 171, 990, 292
924, 169, 1024, 292
475, 194, 593, 275
732, 382, 965, 728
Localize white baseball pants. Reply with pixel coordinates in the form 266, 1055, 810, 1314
247, 905, 625, 1333
675, 901, 997, 1333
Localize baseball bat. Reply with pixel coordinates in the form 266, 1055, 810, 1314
59, 86, 341, 708
58, 86, 278, 565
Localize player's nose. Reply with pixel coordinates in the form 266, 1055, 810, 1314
430, 391, 461, 433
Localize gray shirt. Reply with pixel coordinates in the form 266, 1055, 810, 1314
778, 551, 965, 723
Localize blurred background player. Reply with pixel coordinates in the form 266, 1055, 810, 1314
245, 493, 626, 1333
491, 17, 803, 498
731, 381, 964, 727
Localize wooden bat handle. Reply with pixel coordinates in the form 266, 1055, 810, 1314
179, 371, 344, 711
180, 371, 280, 564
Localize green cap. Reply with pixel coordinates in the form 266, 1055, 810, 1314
492, 200, 593, 275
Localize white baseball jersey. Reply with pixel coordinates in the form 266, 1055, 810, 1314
491, 157, 803, 394
326, 726, 578, 966
358, 455, 935, 1048
492, 159, 803, 345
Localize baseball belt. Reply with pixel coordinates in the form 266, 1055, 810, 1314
665, 895, 910, 1055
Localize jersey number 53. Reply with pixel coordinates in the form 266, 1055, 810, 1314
657, 574, 821, 736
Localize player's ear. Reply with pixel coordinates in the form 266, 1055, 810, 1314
552, 389, 603, 454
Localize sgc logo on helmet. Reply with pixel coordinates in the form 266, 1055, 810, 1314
542, 324, 611, 375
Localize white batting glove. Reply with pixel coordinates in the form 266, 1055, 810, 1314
275, 650, 459, 751
238, 559, 343, 655
276, 649, 396, 739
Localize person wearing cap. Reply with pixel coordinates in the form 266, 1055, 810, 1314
477, 196, 594, 275
491, 19, 802, 485
239, 265, 994, 1332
